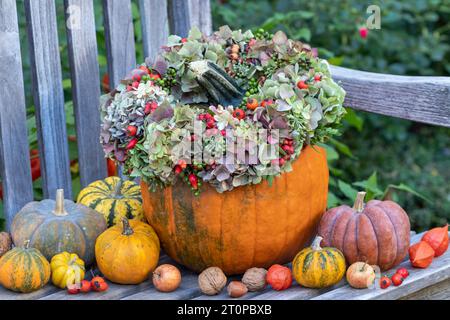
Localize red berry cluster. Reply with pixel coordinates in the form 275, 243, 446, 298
67, 276, 108, 294
173, 159, 205, 196
144, 101, 158, 115
380, 267, 410, 289
198, 113, 216, 129
296, 74, 322, 91
273, 138, 294, 166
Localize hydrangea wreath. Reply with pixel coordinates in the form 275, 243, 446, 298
100, 26, 346, 195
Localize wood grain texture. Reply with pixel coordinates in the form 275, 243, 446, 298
65, 0, 107, 188
24, 0, 72, 199
168, 0, 213, 37
330, 65, 450, 128
0, 0, 34, 230
187, 0, 213, 35
400, 278, 450, 300
139, 0, 169, 60
167, 0, 191, 37
102, 0, 136, 89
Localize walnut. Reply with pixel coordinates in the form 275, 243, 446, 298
0, 232, 11, 257
227, 281, 248, 298
242, 267, 267, 291
198, 267, 227, 295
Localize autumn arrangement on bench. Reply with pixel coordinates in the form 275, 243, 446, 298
0, 27, 447, 297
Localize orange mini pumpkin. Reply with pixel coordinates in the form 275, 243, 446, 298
95, 218, 160, 284
141, 145, 328, 275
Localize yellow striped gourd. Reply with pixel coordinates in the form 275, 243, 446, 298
77, 177, 143, 227
292, 236, 346, 288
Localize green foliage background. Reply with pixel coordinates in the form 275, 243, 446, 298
5, 0, 449, 231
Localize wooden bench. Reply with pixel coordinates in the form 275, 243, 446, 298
0, 0, 449, 300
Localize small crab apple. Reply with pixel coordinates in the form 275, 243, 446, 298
188, 174, 198, 189
181, 38, 188, 43
232, 108, 246, 120
177, 159, 187, 169
260, 99, 273, 107
246, 98, 259, 110
314, 74, 321, 82
138, 65, 150, 74
380, 276, 391, 289
391, 273, 403, 286
126, 138, 138, 150
396, 268, 409, 279
150, 73, 161, 80
80, 280, 91, 293
174, 165, 183, 175
297, 80, 308, 90
127, 125, 137, 136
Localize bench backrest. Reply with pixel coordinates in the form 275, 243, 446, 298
0, 0, 449, 230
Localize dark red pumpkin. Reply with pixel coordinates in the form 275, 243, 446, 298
318, 191, 410, 271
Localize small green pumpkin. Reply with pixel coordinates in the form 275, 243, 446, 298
0, 241, 51, 293
292, 236, 346, 288
77, 176, 143, 227
11, 189, 106, 266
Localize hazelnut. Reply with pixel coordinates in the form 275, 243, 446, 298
227, 281, 248, 298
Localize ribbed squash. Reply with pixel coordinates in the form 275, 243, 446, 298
50, 252, 85, 289
189, 60, 244, 107
292, 236, 346, 288
318, 191, 410, 271
11, 189, 106, 266
142, 145, 328, 275
0, 241, 51, 293
77, 176, 143, 227
95, 218, 160, 284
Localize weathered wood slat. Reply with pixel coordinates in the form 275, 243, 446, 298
139, 0, 169, 60
311, 232, 450, 300
0, 284, 58, 300
330, 66, 450, 128
187, 0, 213, 35
400, 278, 450, 300
168, 0, 213, 37
0, 0, 34, 229
102, 0, 136, 89
65, 0, 107, 189
167, 0, 191, 37
24, 0, 72, 198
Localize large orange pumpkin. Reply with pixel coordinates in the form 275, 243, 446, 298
142, 145, 328, 275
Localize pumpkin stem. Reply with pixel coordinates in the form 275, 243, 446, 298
311, 236, 323, 251
53, 189, 68, 216
113, 179, 123, 198
121, 217, 134, 236
23, 240, 31, 249
353, 191, 366, 212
